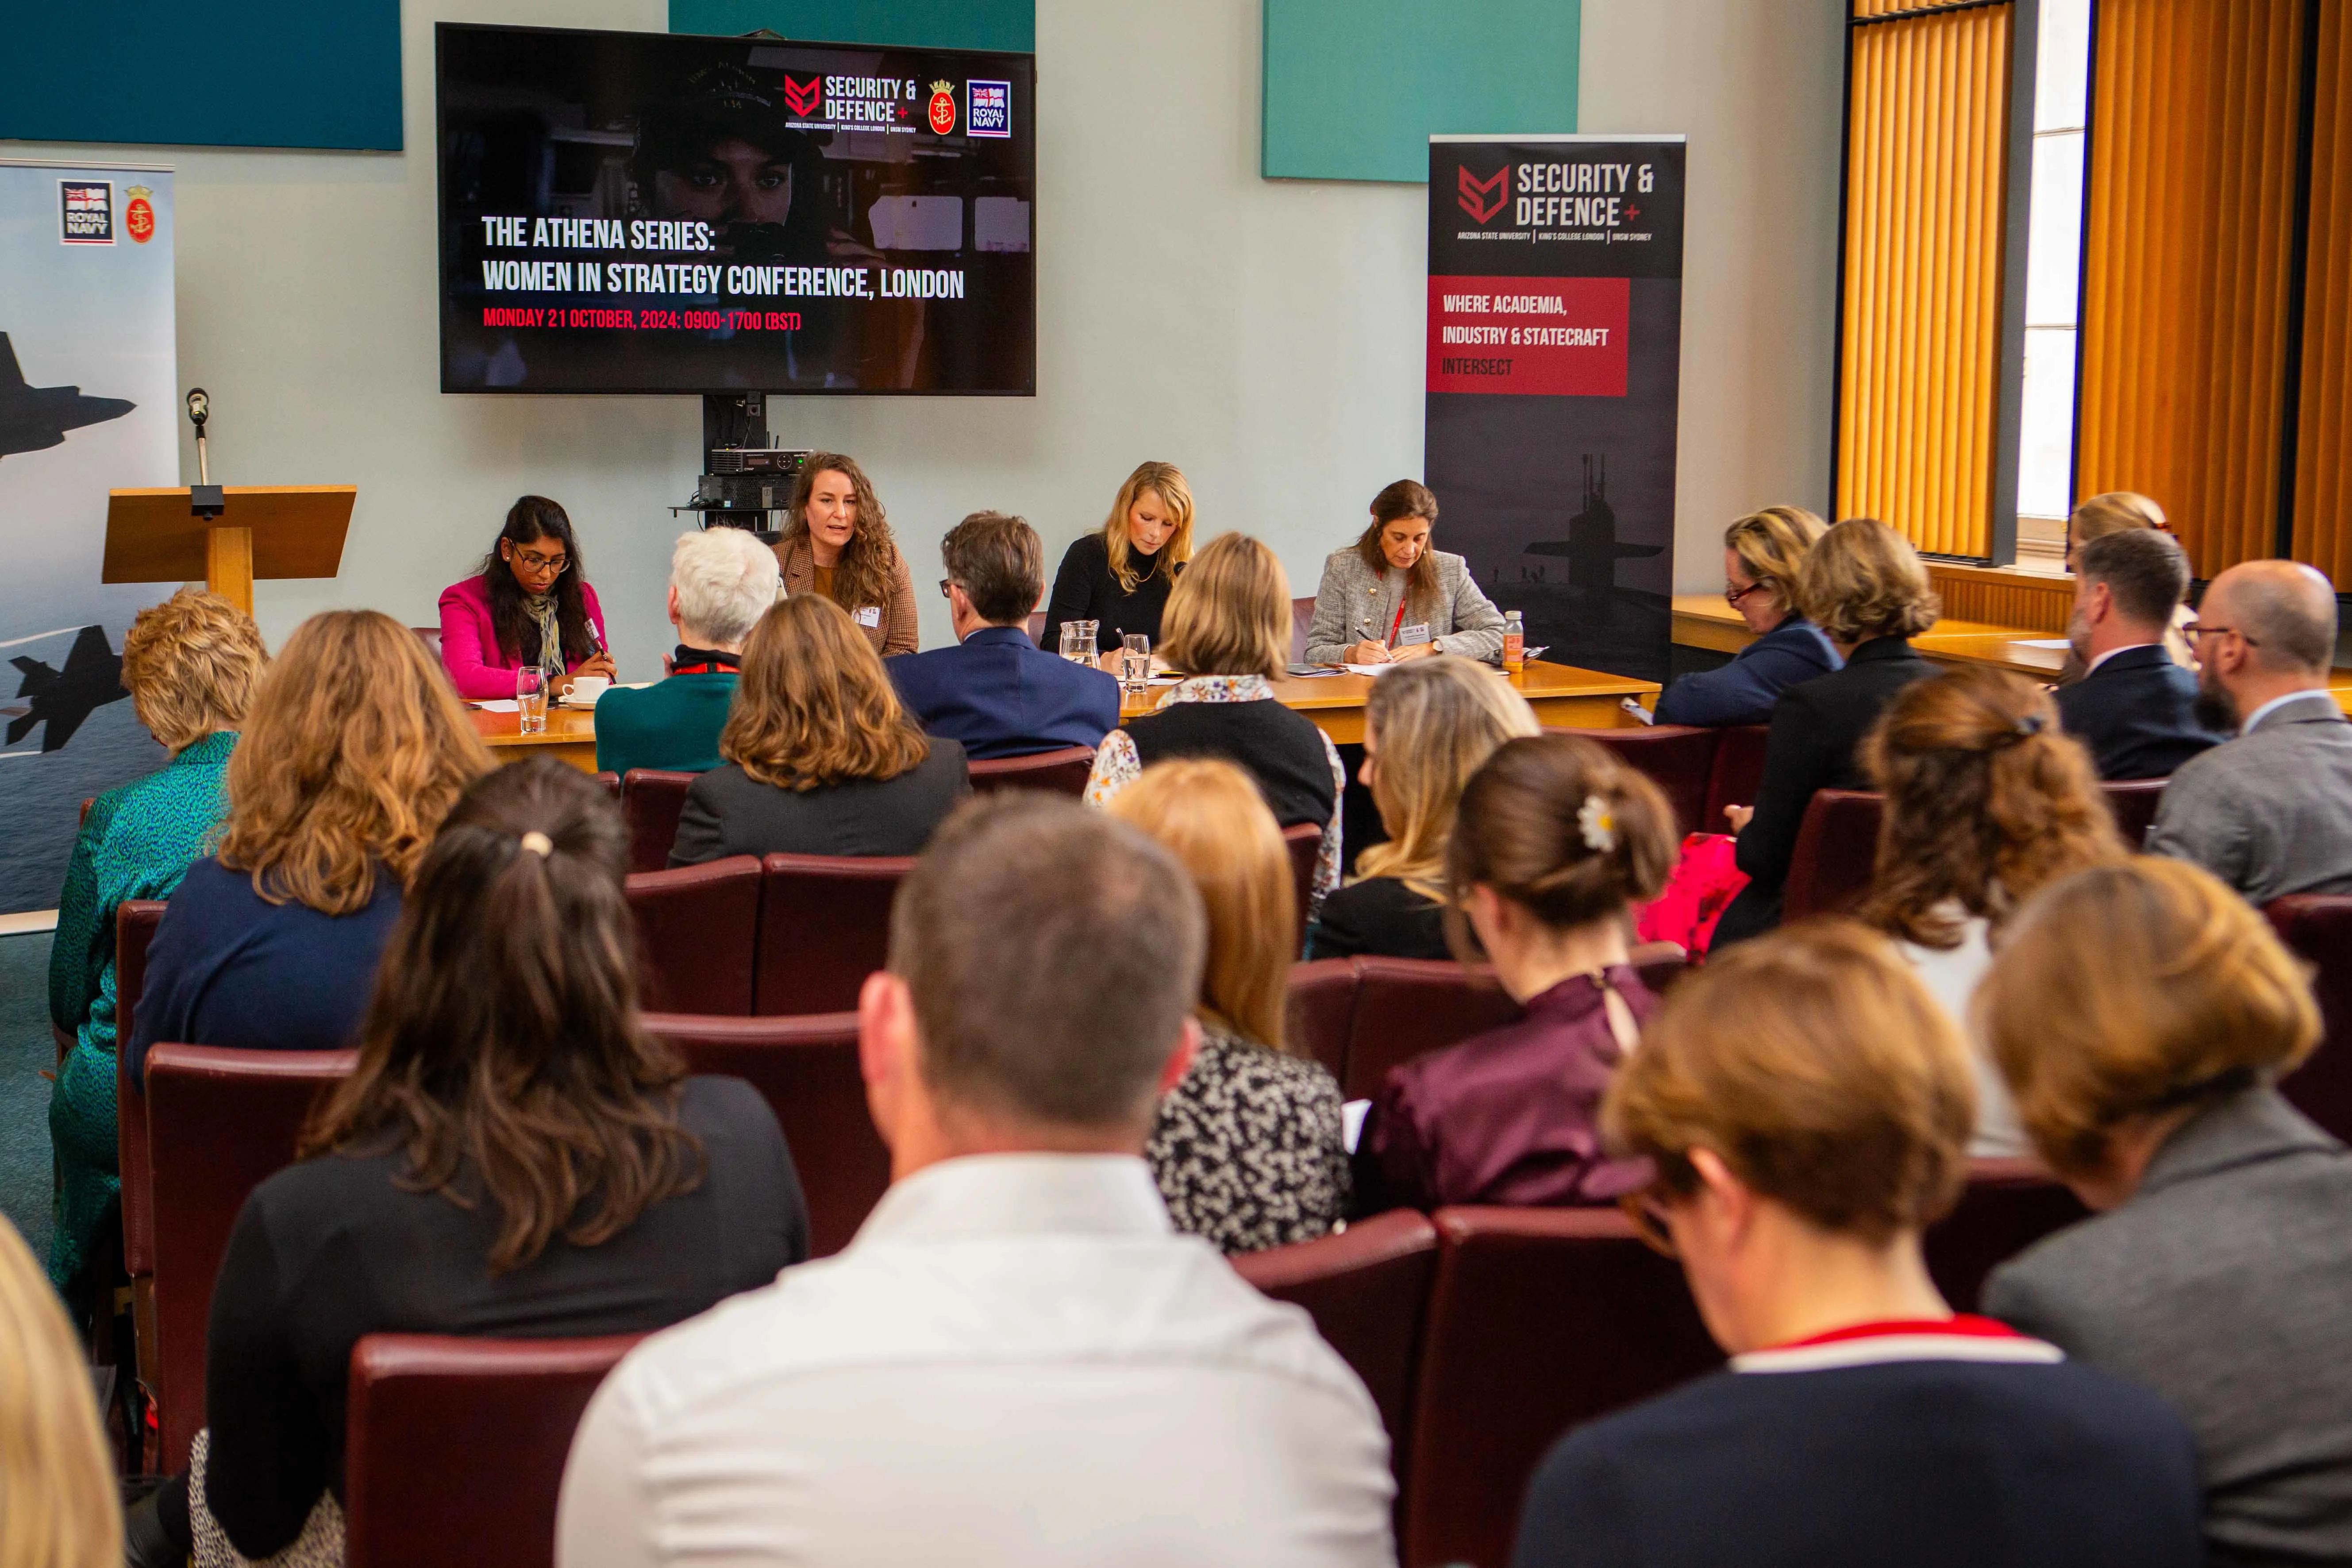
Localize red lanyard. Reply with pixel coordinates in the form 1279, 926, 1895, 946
1387, 600, 1408, 648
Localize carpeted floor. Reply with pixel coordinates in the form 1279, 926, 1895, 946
0, 932, 56, 1264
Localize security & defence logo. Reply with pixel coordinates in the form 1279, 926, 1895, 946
1457, 165, 1509, 224
968, 80, 1011, 138
125, 185, 156, 243
928, 80, 958, 135
782, 74, 822, 118
59, 181, 114, 245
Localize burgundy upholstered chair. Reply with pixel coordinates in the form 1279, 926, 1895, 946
113, 899, 169, 1282
966, 744, 1096, 797
1924, 1158, 2089, 1313
625, 856, 760, 1015
146, 1044, 357, 1472
2264, 895, 2352, 1142
344, 1333, 642, 1568
1628, 939, 1688, 996
1780, 789, 1883, 921
1701, 723, 1771, 832
1342, 958, 1523, 1102
1401, 1207, 1721, 1568
408, 626, 443, 661
646, 1010, 888, 1257
591, 771, 620, 799
1024, 609, 1046, 645
1232, 1209, 1440, 1497
2100, 777, 2166, 849
1282, 822, 1322, 947
1284, 958, 1359, 1085
1291, 596, 1316, 664
1576, 724, 1720, 839
754, 853, 912, 1016
619, 768, 697, 874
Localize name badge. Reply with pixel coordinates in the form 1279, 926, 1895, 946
1395, 623, 1432, 647
855, 606, 882, 628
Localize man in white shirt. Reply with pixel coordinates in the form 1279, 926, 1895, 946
556, 795, 1396, 1568
2148, 559, 2352, 904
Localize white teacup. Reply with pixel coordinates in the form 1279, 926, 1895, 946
567, 675, 611, 704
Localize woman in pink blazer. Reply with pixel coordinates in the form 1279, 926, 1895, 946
438, 496, 615, 701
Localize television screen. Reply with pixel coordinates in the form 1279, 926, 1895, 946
435, 23, 1035, 395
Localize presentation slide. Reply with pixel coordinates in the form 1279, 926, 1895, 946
436, 23, 1035, 395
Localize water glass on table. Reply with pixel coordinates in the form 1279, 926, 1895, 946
516, 666, 548, 734
1059, 619, 1099, 666
1120, 633, 1151, 693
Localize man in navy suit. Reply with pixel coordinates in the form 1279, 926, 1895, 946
890, 511, 1121, 760
2057, 528, 2224, 780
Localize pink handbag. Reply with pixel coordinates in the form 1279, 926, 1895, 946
1636, 833, 1748, 957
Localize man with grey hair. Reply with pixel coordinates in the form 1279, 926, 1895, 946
2148, 559, 2352, 902
558, 795, 1396, 1567
594, 525, 781, 775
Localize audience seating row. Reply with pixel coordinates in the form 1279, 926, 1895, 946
604, 748, 1098, 875
1236, 1165, 2091, 1568
626, 822, 1321, 1015
1546, 722, 1771, 840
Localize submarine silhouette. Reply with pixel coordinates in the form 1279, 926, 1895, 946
0, 333, 135, 460
1524, 455, 1663, 596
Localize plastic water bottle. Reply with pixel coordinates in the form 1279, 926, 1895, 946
1502, 609, 1525, 675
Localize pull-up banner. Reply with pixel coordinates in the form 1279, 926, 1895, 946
1425, 134, 1685, 684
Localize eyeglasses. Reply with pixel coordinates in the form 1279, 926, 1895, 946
1616, 1188, 1678, 1258
1724, 580, 1765, 607
2184, 622, 2259, 647
939, 578, 961, 600
514, 548, 568, 574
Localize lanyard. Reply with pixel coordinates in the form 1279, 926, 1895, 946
1387, 599, 1408, 649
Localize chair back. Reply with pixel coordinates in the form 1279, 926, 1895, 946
114, 899, 169, 1276
626, 857, 760, 1015
147, 1044, 356, 1472
1290, 596, 1315, 664
345, 1333, 640, 1568
1578, 724, 1720, 839
1627, 939, 1688, 996
1403, 1207, 1721, 1568
2264, 894, 2352, 1141
1343, 957, 1522, 1102
591, 771, 620, 797
1232, 1209, 1439, 1493
1924, 1159, 2089, 1312
409, 625, 442, 660
1781, 788, 1883, 921
2100, 777, 2166, 848
966, 744, 1096, 797
754, 853, 913, 1015
1025, 609, 1046, 645
1282, 822, 1321, 947
620, 769, 697, 873
647, 1011, 887, 1256
1702, 723, 1771, 829
1284, 958, 1359, 1084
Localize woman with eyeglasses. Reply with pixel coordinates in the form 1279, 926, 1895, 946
1652, 506, 1839, 727
438, 495, 616, 701
1508, 921, 2204, 1568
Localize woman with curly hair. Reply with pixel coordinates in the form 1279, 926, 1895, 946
1856, 664, 2125, 1153
773, 453, 918, 657
127, 610, 494, 1085
668, 594, 969, 864
47, 587, 266, 1294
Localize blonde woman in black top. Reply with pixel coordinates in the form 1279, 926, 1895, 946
1042, 461, 1194, 658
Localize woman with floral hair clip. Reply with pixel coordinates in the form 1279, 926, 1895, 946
1352, 732, 1680, 1213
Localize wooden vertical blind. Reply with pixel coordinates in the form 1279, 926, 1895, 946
2296, 0, 2352, 581
2076, 0, 2306, 580
1836, 1, 2013, 560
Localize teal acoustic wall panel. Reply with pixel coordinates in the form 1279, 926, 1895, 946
670, 0, 1034, 51
0, 0, 400, 151
1263, 0, 1578, 182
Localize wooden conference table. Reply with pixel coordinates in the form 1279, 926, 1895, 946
472, 658, 1663, 771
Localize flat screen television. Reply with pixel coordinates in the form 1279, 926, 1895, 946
435, 22, 1035, 395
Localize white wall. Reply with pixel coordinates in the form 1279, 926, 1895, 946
7, 0, 1842, 672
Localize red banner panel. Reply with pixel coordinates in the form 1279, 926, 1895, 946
1426, 275, 1630, 397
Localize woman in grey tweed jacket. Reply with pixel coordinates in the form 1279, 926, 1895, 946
1303, 480, 1508, 666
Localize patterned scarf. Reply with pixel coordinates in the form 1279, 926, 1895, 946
524, 590, 563, 672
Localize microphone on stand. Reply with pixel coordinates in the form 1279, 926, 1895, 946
186, 388, 223, 517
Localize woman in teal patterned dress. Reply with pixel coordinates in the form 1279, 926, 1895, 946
46, 589, 266, 1295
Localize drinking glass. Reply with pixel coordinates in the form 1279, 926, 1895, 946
1062, 619, 1099, 666
1120, 633, 1151, 693
516, 666, 548, 734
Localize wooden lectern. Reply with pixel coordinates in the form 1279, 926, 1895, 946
102, 486, 356, 616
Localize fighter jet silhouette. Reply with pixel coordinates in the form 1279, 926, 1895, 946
7, 626, 128, 751
0, 333, 135, 460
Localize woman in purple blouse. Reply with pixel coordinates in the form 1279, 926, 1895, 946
1354, 732, 1680, 1212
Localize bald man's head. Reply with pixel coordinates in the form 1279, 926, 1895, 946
2206, 560, 2339, 675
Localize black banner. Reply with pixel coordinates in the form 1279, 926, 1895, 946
1426, 135, 1686, 683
